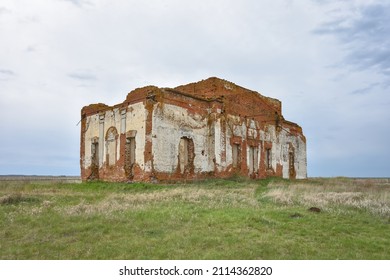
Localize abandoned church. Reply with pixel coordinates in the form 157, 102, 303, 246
80, 77, 307, 182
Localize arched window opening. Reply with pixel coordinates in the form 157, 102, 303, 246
105, 127, 118, 166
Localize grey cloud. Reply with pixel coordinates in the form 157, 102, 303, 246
18, 15, 40, 24
0, 7, 11, 15
0, 69, 15, 75
0, 69, 16, 80
62, 0, 93, 8
311, 0, 347, 4
26, 45, 37, 52
68, 72, 97, 81
349, 82, 380, 95
314, 3, 390, 77
313, 19, 348, 35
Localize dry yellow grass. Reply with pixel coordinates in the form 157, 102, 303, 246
0, 183, 258, 217
264, 178, 390, 216
60, 187, 259, 216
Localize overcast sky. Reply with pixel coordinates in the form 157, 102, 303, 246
0, 0, 389, 177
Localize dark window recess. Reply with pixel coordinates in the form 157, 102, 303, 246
266, 148, 272, 169
232, 143, 241, 168
105, 127, 118, 166
125, 137, 136, 179
289, 151, 295, 179
179, 137, 195, 174
248, 146, 258, 175
90, 140, 99, 180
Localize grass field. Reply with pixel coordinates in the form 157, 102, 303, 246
1, 177, 389, 259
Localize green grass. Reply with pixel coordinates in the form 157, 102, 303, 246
1, 177, 389, 259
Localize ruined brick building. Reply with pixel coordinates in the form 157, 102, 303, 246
80, 77, 307, 182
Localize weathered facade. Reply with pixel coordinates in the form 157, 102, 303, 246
80, 77, 307, 182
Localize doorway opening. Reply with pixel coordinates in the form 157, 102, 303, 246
248, 145, 258, 177
90, 139, 99, 179
289, 151, 296, 179
178, 137, 195, 174
266, 148, 272, 170
125, 137, 136, 179
232, 143, 241, 169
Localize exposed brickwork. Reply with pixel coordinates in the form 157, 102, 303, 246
80, 77, 307, 182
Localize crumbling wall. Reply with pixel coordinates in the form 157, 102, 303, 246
280, 133, 307, 179
81, 101, 147, 181
81, 77, 307, 182
82, 114, 100, 171
222, 115, 307, 179
260, 123, 307, 179
151, 102, 213, 179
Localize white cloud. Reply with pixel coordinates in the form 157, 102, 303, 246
0, 0, 389, 176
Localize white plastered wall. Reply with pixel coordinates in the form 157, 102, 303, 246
83, 101, 146, 170
83, 114, 100, 168
258, 124, 307, 179
151, 104, 213, 173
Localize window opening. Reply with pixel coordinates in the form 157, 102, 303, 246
178, 137, 195, 174
90, 140, 99, 179
248, 146, 258, 175
266, 148, 272, 169
289, 151, 296, 179
232, 143, 241, 168
125, 137, 136, 179
105, 127, 118, 166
